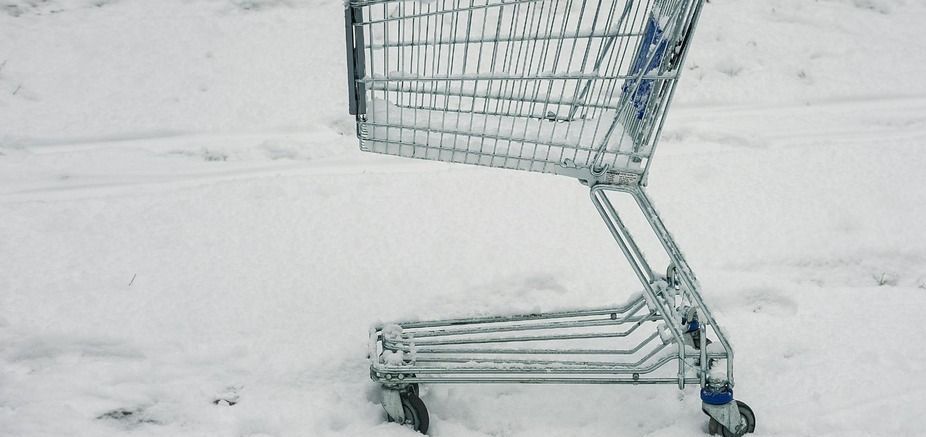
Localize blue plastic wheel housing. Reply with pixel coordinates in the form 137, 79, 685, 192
700, 387, 734, 405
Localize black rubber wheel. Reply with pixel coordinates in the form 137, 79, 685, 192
720, 401, 756, 437
385, 391, 429, 434
708, 418, 721, 435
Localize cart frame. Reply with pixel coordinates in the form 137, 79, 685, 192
343, 0, 755, 435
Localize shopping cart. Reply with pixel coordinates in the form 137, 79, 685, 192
343, 0, 755, 435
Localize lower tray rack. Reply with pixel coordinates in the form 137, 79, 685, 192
369, 292, 726, 386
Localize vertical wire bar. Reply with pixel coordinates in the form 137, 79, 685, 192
365, 5, 376, 146
439, 0, 463, 161
580, 0, 622, 120
592, 0, 650, 165
406, 0, 415, 153
524, 0, 558, 170
556, 0, 594, 165
397, 1, 406, 154
476, 3, 506, 163
518, 0, 547, 169
518, 0, 569, 118
592, 0, 679, 166
632, 0, 685, 157
345, 5, 359, 115
413, 2, 422, 112
427, 0, 443, 158
437, 0, 460, 159
453, 0, 477, 164
617, 0, 672, 162
489, 2, 521, 163
466, 0, 492, 164
564, 0, 620, 121
382, 2, 391, 152
496, 1, 534, 169
540, 0, 576, 166
588, 0, 649, 165
560, 0, 633, 164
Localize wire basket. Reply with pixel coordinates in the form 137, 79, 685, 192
346, 0, 700, 182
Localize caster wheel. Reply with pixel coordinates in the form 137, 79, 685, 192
409, 383, 420, 397
385, 391, 429, 434
711, 401, 754, 437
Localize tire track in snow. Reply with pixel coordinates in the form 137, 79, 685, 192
663, 94, 926, 151
3, 96, 925, 200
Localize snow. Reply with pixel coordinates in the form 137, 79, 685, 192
2, 0, 926, 436
383, 324, 404, 341
381, 350, 406, 366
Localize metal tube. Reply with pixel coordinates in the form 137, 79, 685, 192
373, 351, 678, 375
378, 377, 702, 385
376, 301, 647, 330
597, 190, 655, 282
400, 301, 647, 338
405, 323, 649, 346
408, 331, 660, 355
630, 186, 735, 385
589, 184, 689, 388
358, 73, 675, 82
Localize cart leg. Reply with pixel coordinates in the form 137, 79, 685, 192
629, 186, 736, 384
590, 186, 690, 387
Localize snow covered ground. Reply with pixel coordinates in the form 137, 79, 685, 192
2, 0, 926, 436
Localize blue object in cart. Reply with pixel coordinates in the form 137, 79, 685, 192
622, 15, 670, 120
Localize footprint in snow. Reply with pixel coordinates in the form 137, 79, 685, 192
97, 407, 160, 427
213, 385, 242, 406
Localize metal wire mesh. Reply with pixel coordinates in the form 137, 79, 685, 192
346, 0, 700, 179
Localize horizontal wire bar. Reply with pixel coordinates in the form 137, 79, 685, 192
360, 73, 675, 82
395, 321, 656, 351
411, 335, 664, 366
403, 317, 651, 346
373, 352, 677, 374
407, 316, 645, 339
373, 377, 700, 385
382, 314, 663, 352
408, 331, 660, 355
367, 82, 622, 111
402, 301, 647, 338
413, 353, 660, 367
368, 30, 645, 49
375, 301, 646, 330
354, 0, 542, 25
359, 137, 647, 175
360, 122, 646, 158
385, 103, 601, 123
